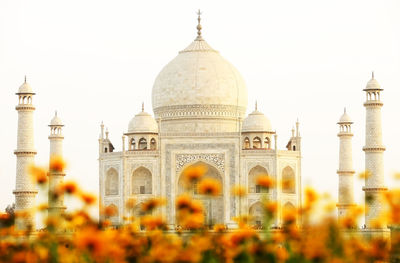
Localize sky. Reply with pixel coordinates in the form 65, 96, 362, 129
0, 0, 399, 221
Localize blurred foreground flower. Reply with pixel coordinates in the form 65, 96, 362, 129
198, 178, 221, 196
29, 165, 47, 185
256, 174, 274, 189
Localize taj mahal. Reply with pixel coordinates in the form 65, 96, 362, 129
11, 12, 388, 235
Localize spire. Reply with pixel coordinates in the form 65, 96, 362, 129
344, 107, 346, 113
195, 9, 203, 41
255, 100, 258, 111
55, 110, 58, 117
142, 102, 144, 112
24, 75, 27, 83
372, 71, 374, 79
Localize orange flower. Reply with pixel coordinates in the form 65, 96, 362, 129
104, 205, 118, 217
264, 201, 278, 215
141, 215, 166, 230
74, 226, 105, 256
142, 198, 165, 212
176, 194, 192, 210
49, 155, 66, 172
358, 170, 371, 179
60, 181, 78, 195
183, 164, 207, 183
125, 198, 136, 209
198, 178, 221, 196
232, 185, 247, 197
256, 174, 274, 189
29, 165, 48, 185
80, 192, 96, 205
189, 199, 204, 214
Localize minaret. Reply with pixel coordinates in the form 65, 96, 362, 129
13, 77, 38, 231
48, 112, 66, 218
337, 108, 355, 220
362, 72, 387, 229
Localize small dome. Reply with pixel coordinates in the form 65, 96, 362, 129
128, 110, 158, 133
338, 109, 353, 124
50, 114, 63, 126
242, 110, 273, 133
365, 72, 381, 90
18, 82, 33, 94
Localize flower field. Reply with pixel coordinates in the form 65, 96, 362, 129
1, 161, 400, 263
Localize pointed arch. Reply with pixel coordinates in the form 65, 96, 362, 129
253, 137, 261, 149
249, 201, 264, 227
138, 138, 147, 150
248, 165, 269, 193
264, 137, 271, 149
130, 138, 136, 150
132, 167, 152, 194
282, 166, 295, 193
244, 137, 250, 149
105, 168, 119, 195
282, 202, 296, 224
150, 138, 157, 150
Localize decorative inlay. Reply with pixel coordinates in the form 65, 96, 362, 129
154, 104, 246, 120
176, 154, 225, 173
165, 143, 236, 222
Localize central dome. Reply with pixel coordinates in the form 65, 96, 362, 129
151, 29, 248, 129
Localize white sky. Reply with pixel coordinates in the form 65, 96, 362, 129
0, 0, 399, 220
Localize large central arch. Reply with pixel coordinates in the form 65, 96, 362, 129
177, 161, 224, 226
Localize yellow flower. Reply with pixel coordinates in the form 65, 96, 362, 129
232, 185, 247, 197
198, 178, 221, 196
49, 155, 66, 172
183, 164, 207, 183
358, 170, 371, 179
256, 174, 274, 189
60, 181, 78, 195
29, 165, 48, 185
141, 215, 166, 230
80, 192, 96, 205
176, 194, 192, 210
141, 198, 165, 212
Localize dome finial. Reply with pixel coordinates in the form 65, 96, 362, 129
372, 71, 374, 79
195, 9, 203, 41
255, 100, 258, 111
344, 107, 346, 113
24, 75, 27, 83
142, 102, 144, 112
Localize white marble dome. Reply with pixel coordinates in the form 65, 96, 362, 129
151, 37, 248, 119
365, 74, 381, 90
242, 110, 273, 133
18, 81, 33, 94
338, 110, 353, 123
128, 110, 158, 134
50, 113, 63, 126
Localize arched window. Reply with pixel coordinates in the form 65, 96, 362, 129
282, 202, 296, 223
249, 202, 264, 227
253, 137, 261, 149
132, 167, 152, 194
150, 138, 157, 150
282, 166, 295, 193
293, 145, 296, 151
178, 161, 224, 225
244, 137, 250, 149
130, 138, 136, 150
248, 165, 269, 193
138, 138, 147, 150
264, 137, 271, 149
105, 168, 119, 195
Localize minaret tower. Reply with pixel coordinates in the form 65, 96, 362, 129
337, 108, 355, 220
362, 72, 387, 229
48, 112, 66, 218
13, 77, 38, 231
